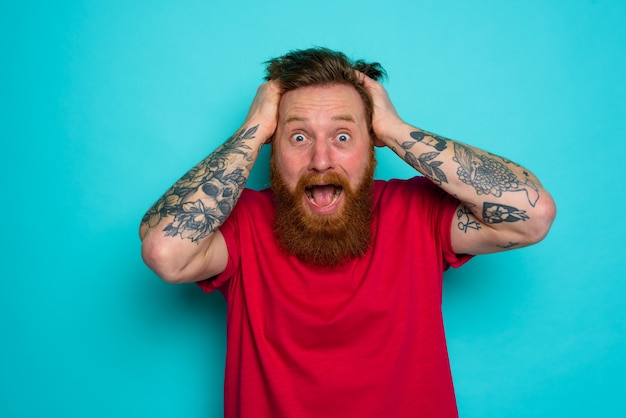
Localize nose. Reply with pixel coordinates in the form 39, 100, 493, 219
308, 139, 333, 173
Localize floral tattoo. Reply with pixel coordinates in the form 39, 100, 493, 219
482, 202, 529, 224
141, 126, 259, 243
453, 143, 540, 207
395, 135, 449, 185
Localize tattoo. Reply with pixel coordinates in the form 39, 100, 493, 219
482, 202, 529, 224
488, 153, 520, 167
497, 242, 519, 249
396, 139, 448, 185
456, 206, 481, 233
141, 125, 258, 243
410, 131, 448, 151
453, 143, 539, 207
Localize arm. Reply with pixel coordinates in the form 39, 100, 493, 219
139, 81, 281, 283
360, 74, 556, 255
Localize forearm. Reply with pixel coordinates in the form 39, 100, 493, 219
384, 124, 540, 201
139, 80, 281, 281
141, 125, 265, 242
360, 73, 554, 251
383, 123, 555, 247
139, 124, 266, 281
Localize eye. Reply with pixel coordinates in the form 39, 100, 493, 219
336, 133, 351, 142
291, 133, 306, 143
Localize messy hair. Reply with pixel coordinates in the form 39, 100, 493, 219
264, 47, 386, 142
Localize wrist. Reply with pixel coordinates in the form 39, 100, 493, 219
240, 118, 276, 145
377, 121, 412, 148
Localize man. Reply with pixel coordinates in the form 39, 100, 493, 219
140, 48, 555, 417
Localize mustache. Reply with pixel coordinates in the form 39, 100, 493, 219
295, 172, 351, 194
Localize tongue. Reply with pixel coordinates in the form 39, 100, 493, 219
310, 185, 337, 207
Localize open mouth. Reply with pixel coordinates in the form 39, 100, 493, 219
304, 184, 343, 208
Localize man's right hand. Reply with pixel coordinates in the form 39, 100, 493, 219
244, 80, 282, 143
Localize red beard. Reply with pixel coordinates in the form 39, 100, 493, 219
270, 150, 376, 267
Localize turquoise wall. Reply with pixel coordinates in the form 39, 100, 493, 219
3, 0, 625, 416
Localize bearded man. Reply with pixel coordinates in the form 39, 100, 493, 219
140, 47, 556, 417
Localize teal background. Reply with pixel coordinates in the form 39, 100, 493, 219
2, 0, 625, 417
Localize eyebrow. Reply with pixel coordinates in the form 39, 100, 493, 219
285, 114, 356, 124
285, 116, 306, 124
333, 114, 356, 123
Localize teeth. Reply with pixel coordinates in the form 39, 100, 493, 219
327, 190, 340, 206
306, 186, 341, 207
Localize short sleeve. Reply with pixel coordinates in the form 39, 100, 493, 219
195, 197, 244, 295
400, 177, 473, 270
438, 193, 473, 269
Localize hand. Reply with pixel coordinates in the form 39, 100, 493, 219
244, 80, 282, 143
357, 71, 406, 147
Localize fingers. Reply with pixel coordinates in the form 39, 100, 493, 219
245, 80, 283, 142
355, 69, 389, 106
355, 70, 378, 91
356, 70, 405, 147
253, 80, 282, 110
260, 79, 282, 98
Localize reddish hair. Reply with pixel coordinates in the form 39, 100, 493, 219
265, 47, 386, 143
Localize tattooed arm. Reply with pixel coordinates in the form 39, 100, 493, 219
139, 81, 281, 282
360, 74, 556, 255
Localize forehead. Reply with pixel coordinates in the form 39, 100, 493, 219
278, 84, 366, 122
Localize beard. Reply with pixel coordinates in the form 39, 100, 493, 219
270, 149, 376, 267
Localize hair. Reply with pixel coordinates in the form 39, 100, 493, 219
264, 47, 387, 142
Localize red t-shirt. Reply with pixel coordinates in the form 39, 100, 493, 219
198, 177, 471, 417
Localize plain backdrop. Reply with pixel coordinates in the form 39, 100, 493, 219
2, 0, 625, 417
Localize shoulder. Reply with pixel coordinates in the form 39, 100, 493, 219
374, 176, 446, 204
230, 187, 275, 215
239, 187, 274, 203
219, 187, 274, 238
